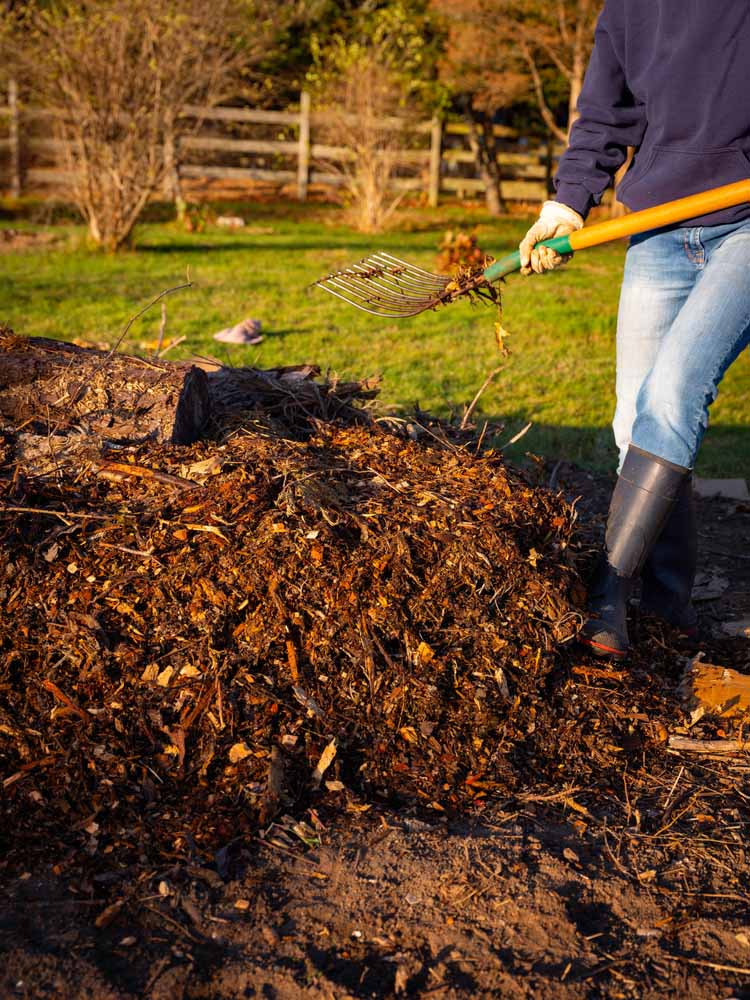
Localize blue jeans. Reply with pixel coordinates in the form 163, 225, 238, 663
614, 220, 750, 470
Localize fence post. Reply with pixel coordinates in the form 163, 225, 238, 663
8, 79, 21, 199
297, 90, 311, 202
428, 116, 442, 208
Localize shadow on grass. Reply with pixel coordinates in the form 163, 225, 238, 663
483, 418, 750, 480
135, 237, 440, 255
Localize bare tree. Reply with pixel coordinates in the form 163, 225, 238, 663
6, 0, 300, 250
434, 0, 599, 145
309, 2, 439, 233
510, 0, 599, 141
313, 57, 413, 233
433, 0, 526, 214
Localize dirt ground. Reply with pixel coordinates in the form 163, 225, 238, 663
2, 464, 750, 1000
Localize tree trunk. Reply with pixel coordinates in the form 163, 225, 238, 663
164, 121, 187, 225
462, 102, 505, 216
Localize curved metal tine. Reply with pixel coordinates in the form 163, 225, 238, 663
317, 281, 426, 317
338, 271, 431, 303
350, 253, 447, 291
366, 254, 448, 291
334, 282, 429, 313
339, 266, 442, 302
333, 268, 432, 305
340, 257, 448, 299
370, 268, 446, 293
327, 276, 429, 312
372, 251, 449, 282
374, 252, 443, 278
317, 256, 390, 282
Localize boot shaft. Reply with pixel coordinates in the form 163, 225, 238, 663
606, 446, 690, 578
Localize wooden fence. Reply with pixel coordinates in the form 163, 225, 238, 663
0, 86, 558, 206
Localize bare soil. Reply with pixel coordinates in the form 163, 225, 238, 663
2, 463, 750, 999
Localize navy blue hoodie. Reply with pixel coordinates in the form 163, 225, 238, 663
554, 0, 750, 226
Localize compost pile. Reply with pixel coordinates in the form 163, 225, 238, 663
1, 336, 667, 882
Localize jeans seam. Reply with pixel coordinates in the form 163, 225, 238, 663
678, 314, 750, 461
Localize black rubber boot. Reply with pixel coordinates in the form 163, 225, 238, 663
639, 478, 698, 634
580, 446, 690, 658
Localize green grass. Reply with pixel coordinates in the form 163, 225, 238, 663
2, 201, 749, 477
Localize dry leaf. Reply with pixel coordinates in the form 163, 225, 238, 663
156, 666, 174, 687
312, 739, 337, 787
416, 641, 434, 665
229, 742, 252, 763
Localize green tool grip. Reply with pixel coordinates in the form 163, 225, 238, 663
482, 234, 573, 283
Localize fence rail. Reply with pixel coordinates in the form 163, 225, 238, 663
0, 86, 560, 206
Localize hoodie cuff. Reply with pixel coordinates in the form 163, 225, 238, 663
553, 183, 595, 221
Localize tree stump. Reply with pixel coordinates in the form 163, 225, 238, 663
0, 331, 379, 475
0, 331, 211, 446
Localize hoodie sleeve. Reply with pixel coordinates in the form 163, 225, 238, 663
554, 2, 647, 218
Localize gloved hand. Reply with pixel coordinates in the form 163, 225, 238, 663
519, 200, 584, 275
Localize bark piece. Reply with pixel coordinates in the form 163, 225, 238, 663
679, 658, 750, 719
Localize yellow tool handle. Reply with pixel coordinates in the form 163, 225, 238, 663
568, 179, 750, 251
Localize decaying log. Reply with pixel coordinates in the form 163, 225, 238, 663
0, 331, 210, 446
0, 331, 380, 474
679, 658, 750, 719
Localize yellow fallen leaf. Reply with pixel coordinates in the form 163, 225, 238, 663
312, 739, 338, 787
416, 641, 434, 665
141, 663, 159, 682
229, 742, 252, 763
156, 666, 174, 687
185, 523, 229, 542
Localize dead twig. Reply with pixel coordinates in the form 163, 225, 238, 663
663, 955, 750, 976
41, 678, 91, 723
153, 300, 168, 359
94, 461, 198, 490
460, 365, 504, 430
668, 736, 750, 754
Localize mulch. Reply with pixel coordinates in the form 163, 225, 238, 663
1, 340, 748, 923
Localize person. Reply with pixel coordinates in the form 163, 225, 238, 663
519, 0, 750, 658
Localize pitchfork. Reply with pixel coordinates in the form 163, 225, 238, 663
314, 181, 750, 317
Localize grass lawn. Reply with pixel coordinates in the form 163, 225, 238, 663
2, 200, 749, 478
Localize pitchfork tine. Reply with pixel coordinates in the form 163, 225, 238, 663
335, 271, 433, 304
313, 252, 454, 317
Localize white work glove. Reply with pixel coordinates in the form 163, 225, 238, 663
519, 200, 584, 275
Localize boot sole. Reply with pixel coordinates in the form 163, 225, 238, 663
578, 636, 628, 659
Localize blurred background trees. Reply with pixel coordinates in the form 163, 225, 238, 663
306, 1, 445, 232
431, 0, 598, 214
1, 0, 604, 242
4, 0, 310, 249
